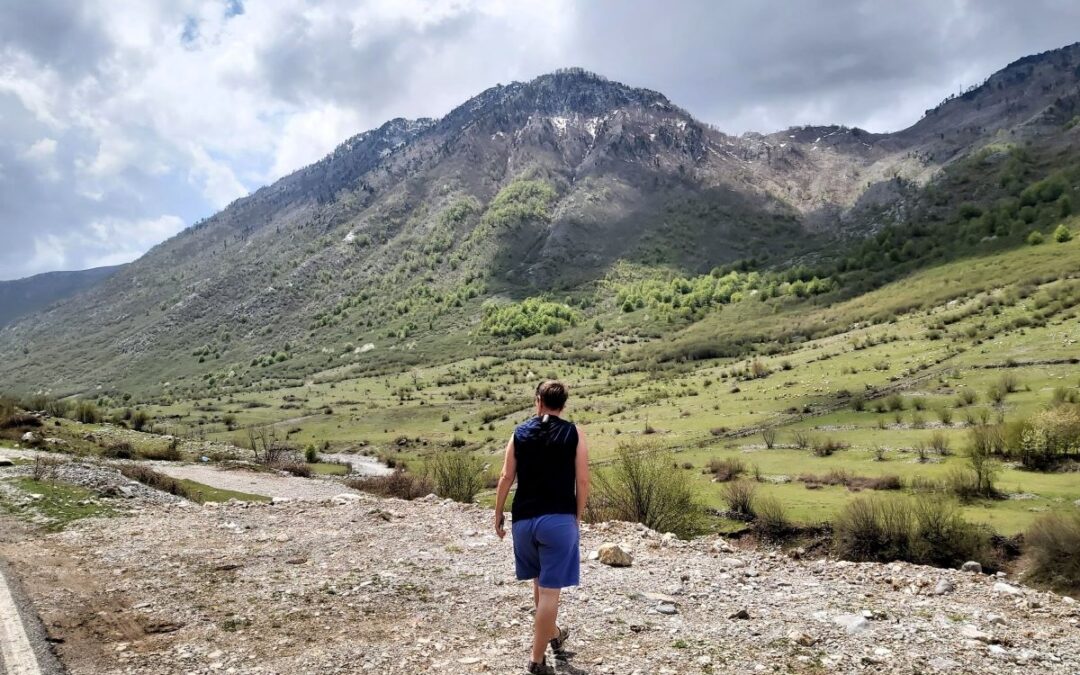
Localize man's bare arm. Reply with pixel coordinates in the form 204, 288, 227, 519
574, 426, 590, 524
494, 436, 516, 538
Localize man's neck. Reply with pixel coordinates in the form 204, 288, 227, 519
537, 409, 562, 418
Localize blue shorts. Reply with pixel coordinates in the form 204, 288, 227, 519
512, 513, 580, 589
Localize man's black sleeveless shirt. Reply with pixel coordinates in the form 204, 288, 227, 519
511, 414, 578, 521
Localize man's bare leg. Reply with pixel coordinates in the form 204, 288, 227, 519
533, 579, 540, 609
531, 586, 561, 664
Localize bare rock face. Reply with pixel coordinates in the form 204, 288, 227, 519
597, 543, 633, 567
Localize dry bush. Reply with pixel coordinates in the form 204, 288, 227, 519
721, 480, 757, 519
275, 461, 312, 478
761, 427, 777, 449
834, 495, 990, 569
0, 412, 42, 429
928, 431, 951, 455
1025, 511, 1080, 593
812, 437, 847, 457
31, 456, 62, 481
102, 441, 135, 459
791, 430, 811, 450
590, 440, 704, 537
139, 444, 182, 461
118, 464, 193, 499
427, 450, 487, 504
348, 470, 434, 500
752, 495, 791, 542
706, 457, 746, 482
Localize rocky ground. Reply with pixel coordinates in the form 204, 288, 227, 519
0, 490, 1077, 675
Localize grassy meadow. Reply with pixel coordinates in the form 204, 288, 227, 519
86, 235, 1080, 535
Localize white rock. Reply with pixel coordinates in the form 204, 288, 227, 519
933, 579, 955, 595
832, 614, 870, 634
788, 630, 816, 646
959, 624, 993, 643
992, 582, 1021, 596
960, 561, 983, 574
721, 557, 745, 568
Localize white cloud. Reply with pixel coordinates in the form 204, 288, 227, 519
1, 0, 1079, 280
27, 215, 187, 274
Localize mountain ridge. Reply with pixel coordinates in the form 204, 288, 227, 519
2, 43, 1080, 397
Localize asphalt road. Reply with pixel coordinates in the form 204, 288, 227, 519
0, 556, 64, 675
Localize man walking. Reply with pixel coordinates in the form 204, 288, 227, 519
494, 380, 589, 675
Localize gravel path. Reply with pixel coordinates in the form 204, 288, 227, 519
1, 495, 1076, 674
152, 464, 360, 501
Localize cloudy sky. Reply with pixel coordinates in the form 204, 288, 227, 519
2, 0, 1079, 280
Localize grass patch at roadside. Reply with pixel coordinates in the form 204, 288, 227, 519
176, 478, 270, 503
1, 477, 115, 531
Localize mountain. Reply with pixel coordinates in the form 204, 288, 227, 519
2, 43, 1080, 398
0, 265, 124, 328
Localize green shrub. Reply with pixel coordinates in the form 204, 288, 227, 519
1025, 511, 1080, 592
1027, 230, 1045, 246
591, 440, 704, 537
427, 451, 487, 504
304, 444, 320, 463
1054, 223, 1073, 243
481, 297, 580, 339
1020, 404, 1080, 470
74, 399, 100, 424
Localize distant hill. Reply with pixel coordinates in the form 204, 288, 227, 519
0, 265, 124, 328
1, 42, 1079, 397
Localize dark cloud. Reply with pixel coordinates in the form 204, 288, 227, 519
2, 0, 1080, 280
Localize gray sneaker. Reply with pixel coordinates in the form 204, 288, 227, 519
550, 625, 570, 659
526, 658, 555, 674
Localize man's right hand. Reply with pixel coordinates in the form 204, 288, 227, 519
495, 514, 506, 539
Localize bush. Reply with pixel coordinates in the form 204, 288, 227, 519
590, 441, 704, 538
1053, 223, 1073, 243
304, 445, 320, 463
1019, 404, 1080, 470
74, 400, 100, 424
752, 495, 791, 542
928, 431, 951, 455
791, 430, 811, 450
131, 410, 150, 431
118, 464, 193, 500
706, 457, 746, 482
0, 412, 42, 429
275, 461, 312, 478
102, 442, 135, 459
721, 480, 757, 519
1025, 511, 1080, 592
348, 470, 434, 500
427, 451, 487, 503
761, 427, 777, 449
139, 445, 182, 461
955, 390, 977, 407
834, 497, 912, 563
812, 437, 846, 457
1027, 230, 1045, 246
833, 496, 990, 568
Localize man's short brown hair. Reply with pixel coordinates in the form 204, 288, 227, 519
536, 380, 568, 410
